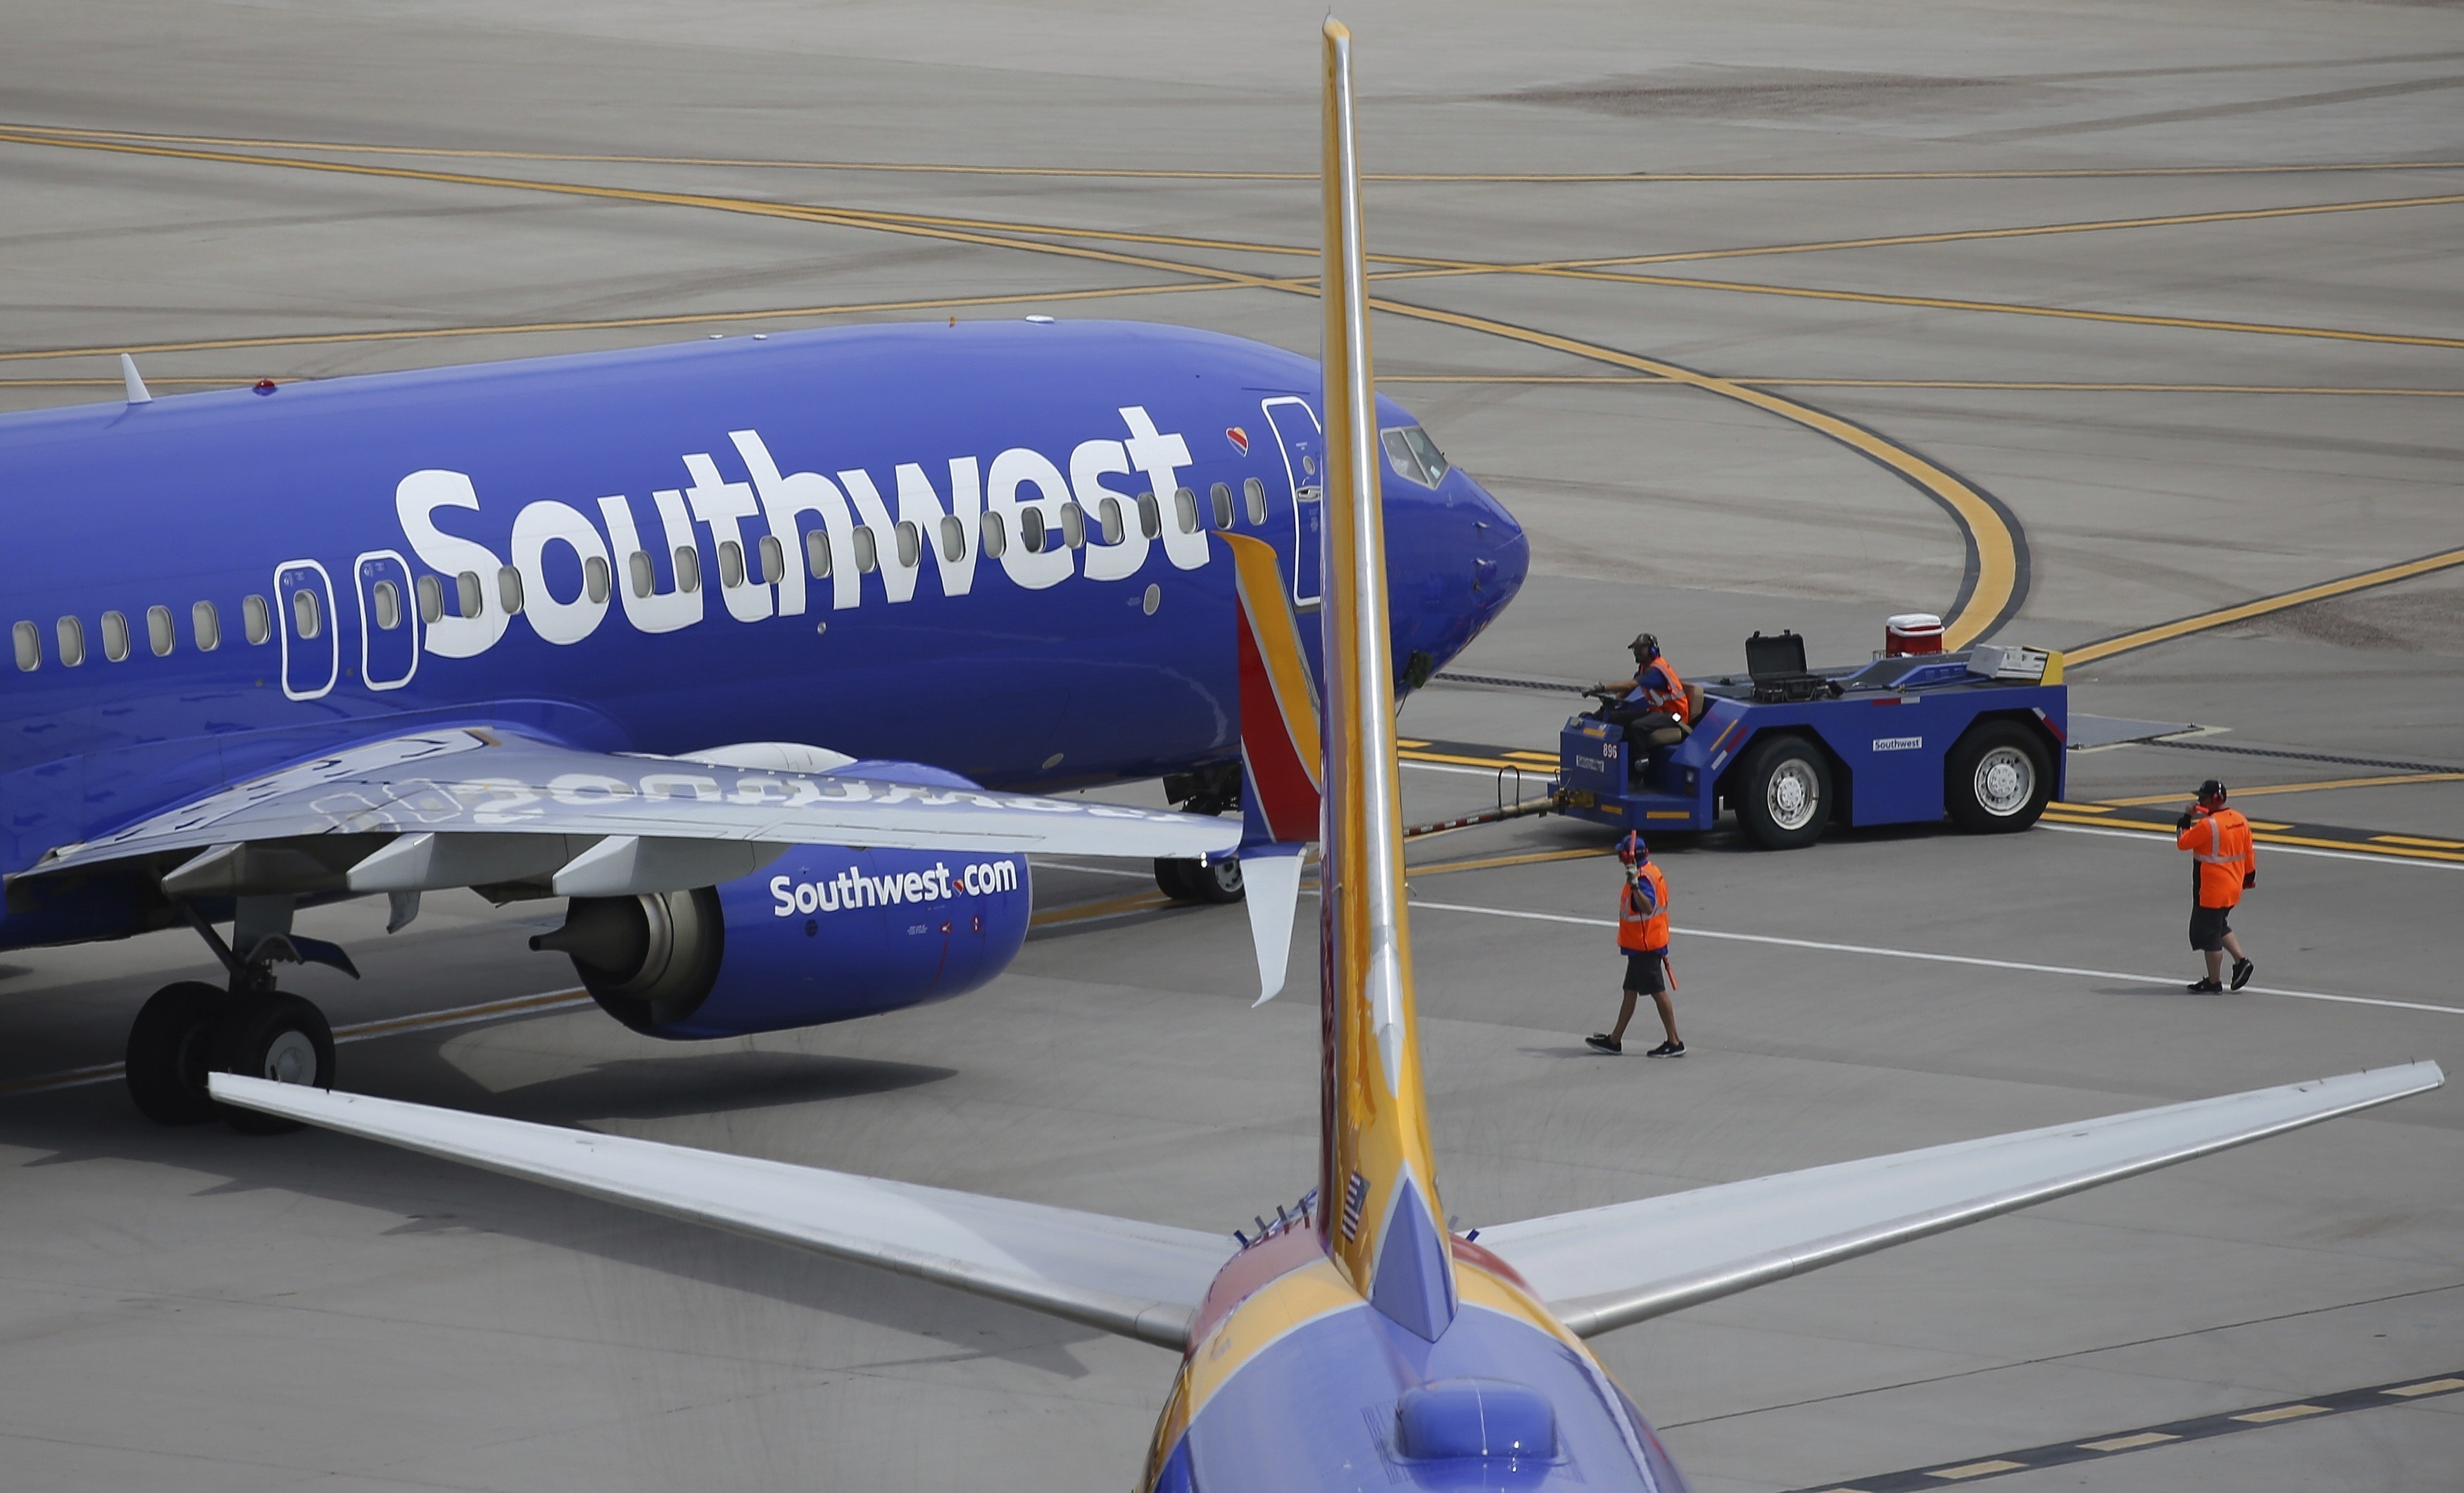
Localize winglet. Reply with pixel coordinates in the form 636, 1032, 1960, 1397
1224, 529, 1321, 1004
120, 353, 152, 405
1316, 19, 1457, 1342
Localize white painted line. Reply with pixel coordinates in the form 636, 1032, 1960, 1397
1401, 760, 1518, 779
1409, 900, 2464, 1016
0, 988, 593, 1097
2041, 821, 2464, 871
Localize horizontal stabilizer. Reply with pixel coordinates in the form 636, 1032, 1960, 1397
208, 1074, 1231, 1349
1478, 1062, 2443, 1338
29, 728, 1240, 897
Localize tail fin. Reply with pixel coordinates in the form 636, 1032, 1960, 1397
1315, 20, 1456, 1342
1224, 530, 1319, 1004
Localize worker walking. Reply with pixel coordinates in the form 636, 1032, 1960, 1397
1588, 833, 1684, 1057
2176, 779, 2256, 992
1595, 633, 1690, 750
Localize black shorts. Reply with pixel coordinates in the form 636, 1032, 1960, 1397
1623, 949, 1668, 995
2189, 905, 2233, 952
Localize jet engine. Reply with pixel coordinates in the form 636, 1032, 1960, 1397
533, 843, 1031, 1039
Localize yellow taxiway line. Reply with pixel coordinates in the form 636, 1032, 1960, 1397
10, 120, 2463, 182
2068, 546, 2464, 664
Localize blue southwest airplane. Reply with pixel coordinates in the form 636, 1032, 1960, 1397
213, 23, 2442, 1489
0, 185, 1526, 1128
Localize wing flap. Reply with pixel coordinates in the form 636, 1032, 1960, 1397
1478, 1062, 2443, 1338
209, 1073, 1228, 1349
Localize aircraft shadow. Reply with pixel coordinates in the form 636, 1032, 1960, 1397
0, 1024, 1110, 1379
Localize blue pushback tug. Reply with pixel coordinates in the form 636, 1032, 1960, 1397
1550, 629, 2068, 849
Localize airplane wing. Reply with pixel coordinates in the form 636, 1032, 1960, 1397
208, 1073, 1232, 1349
1476, 1061, 2442, 1338
20, 726, 1240, 900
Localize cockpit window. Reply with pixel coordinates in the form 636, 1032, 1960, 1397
1380, 425, 1451, 486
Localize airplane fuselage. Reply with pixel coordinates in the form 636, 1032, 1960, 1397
0, 320, 1527, 946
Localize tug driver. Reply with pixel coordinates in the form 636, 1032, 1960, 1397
1592, 633, 1689, 749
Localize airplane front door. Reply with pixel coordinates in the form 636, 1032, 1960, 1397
275, 559, 339, 701
353, 550, 420, 691
1260, 396, 1324, 606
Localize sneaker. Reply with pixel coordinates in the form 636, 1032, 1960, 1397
2230, 959, 2255, 992
1645, 1040, 1686, 1058
2185, 977, 2223, 993
1585, 1033, 1623, 1054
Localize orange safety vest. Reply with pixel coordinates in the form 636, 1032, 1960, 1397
1639, 659, 1689, 726
1617, 862, 1671, 952
2177, 807, 2254, 909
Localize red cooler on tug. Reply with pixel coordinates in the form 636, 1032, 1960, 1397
1885, 612, 1944, 656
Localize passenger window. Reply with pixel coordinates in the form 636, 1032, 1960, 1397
1209, 483, 1233, 529
416, 577, 444, 624
243, 595, 272, 645
673, 547, 701, 594
100, 610, 131, 662
938, 514, 966, 562
1098, 498, 1124, 545
13, 621, 39, 672
627, 553, 654, 598
147, 605, 175, 655
1244, 477, 1267, 524
853, 526, 879, 573
981, 511, 1008, 558
496, 566, 524, 615
56, 616, 84, 667
756, 536, 783, 586
1058, 503, 1085, 550
454, 572, 483, 618
192, 600, 222, 651
1137, 492, 1160, 539
805, 530, 832, 579
1173, 487, 1199, 534
717, 540, 746, 589
584, 555, 611, 604
895, 519, 921, 567
370, 581, 402, 631
1018, 507, 1047, 554
291, 588, 322, 640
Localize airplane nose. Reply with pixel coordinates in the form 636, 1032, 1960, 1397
1464, 474, 1528, 636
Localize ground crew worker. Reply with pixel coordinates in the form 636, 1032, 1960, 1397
1595, 634, 1689, 750
2176, 779, 2256, 992
1588, 833, 1684, 1057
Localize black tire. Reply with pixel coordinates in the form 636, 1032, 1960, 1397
1154, 857, 1245, 905
1735, 735, 1833, 850
125, 981, 229, 1126
212, 993, 336, 1134
1947, 720, 2052, 833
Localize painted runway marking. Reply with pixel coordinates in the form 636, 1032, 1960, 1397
2095, 771, 2464, 805
1409, 900, 2464, 1016
0, 987, 590, 1097
1381, 374, 2464, 397
2067, 546, 2464, 664
13, 120, 2462, 182
2039, 819, 2464, 869
1774, 1368, 2464, 1492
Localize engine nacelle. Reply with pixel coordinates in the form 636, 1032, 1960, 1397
534, 845, 1031, 1039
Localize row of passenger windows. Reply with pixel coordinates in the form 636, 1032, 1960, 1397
10, 479, 1277, 669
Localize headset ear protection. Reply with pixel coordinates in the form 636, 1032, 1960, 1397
2198, 779, 2228, 807
1631, 633, 1659, 661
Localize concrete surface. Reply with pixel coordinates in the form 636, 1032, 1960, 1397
2, 2, 2460, 1490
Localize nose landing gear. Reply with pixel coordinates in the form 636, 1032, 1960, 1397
124, 906, 351, 1130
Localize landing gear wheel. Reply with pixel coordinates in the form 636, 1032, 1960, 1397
1947, 721, 2051, 833
212, 993, 336, 1133
125, 981, 229, 1126
1154, 857, 1245, 905
1737, 736, 1832, 850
